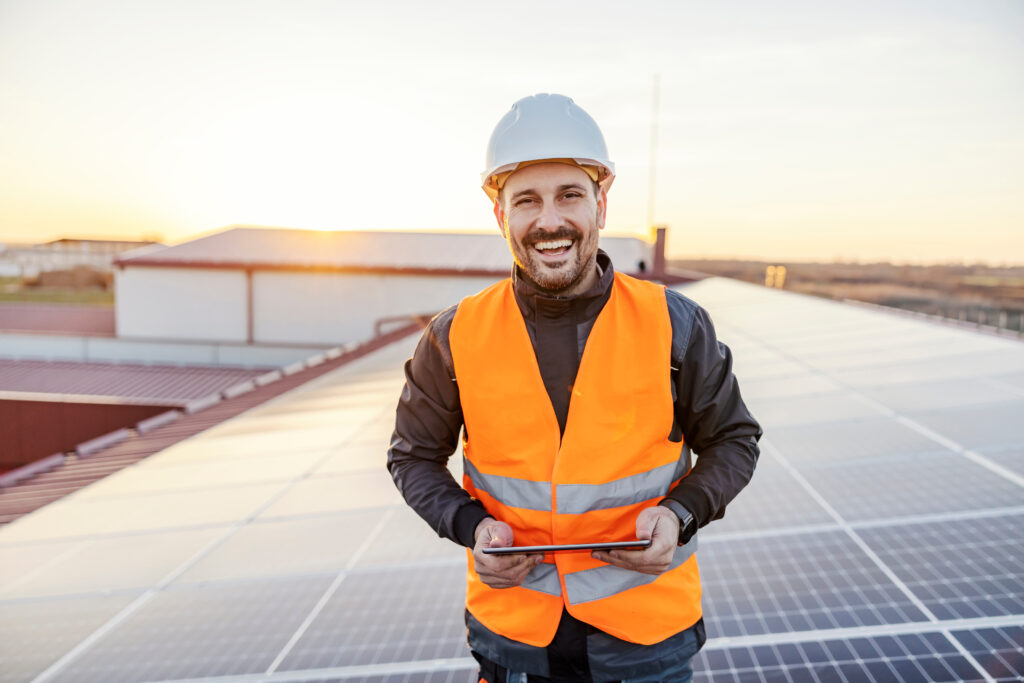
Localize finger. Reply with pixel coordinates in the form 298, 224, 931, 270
477, 551, 533, 575
592, 550, 638, 570
636, 507, 660, 541
485, 521, 515, 547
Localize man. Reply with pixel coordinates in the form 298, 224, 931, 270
388, 93, 761, 682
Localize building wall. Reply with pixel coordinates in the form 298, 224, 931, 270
0, 333, 317, 367
0, 399, 171, 472
116, 266, 248, 342
253, 271, 501, 345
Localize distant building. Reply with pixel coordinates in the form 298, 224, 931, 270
0, 238, 158, 278
114, 226, 658, 347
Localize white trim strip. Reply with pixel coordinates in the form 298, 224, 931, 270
144, 656, 478, 682
703, 613, 1024, 650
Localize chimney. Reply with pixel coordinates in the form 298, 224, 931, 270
653, 225, 667, 279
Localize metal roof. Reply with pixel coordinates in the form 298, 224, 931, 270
115, 226, 654, 275
0, 359, 266, 407
0, 304, 115, 337
0, 277, 1022, 682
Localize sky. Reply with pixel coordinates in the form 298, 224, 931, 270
1, 0, 1022, 264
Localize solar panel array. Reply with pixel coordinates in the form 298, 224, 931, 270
1, 276, 1022, 683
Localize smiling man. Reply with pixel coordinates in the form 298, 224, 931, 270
388, 94, 761, 682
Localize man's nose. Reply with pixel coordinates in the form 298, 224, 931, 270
535, 200, 562, 230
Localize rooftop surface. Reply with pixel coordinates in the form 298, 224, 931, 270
0, 304, 115, 337
0, 359, 265, 407
1, 277, 1022, 682
116, 226, 653, 274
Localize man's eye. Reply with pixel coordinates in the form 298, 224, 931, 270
563, 192, 582, 199
514, 198, 535, 207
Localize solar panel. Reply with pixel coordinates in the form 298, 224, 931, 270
276, 565, 469, 672
743, 391, 881, 428
952, 626, 1024, 682
0, 593, 140, 683
700, 460, 834, 535
909, 400, 1024, 452
765, 415, 950, 464
2, 278, 1022, 683
796, 453, 1024, 521
695, 632, 987, 682
700, 529, 928, 637
50, 578, 334, 683
979, 446, 1024, 477
859, 513, 1024, 621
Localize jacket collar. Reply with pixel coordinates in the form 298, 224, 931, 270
511, 250, 615, 323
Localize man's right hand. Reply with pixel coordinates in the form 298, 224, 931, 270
472, 517, 542, 589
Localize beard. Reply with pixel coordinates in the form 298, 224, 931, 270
508, 223, 599, 293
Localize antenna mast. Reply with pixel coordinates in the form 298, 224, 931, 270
647, 73, 661, 234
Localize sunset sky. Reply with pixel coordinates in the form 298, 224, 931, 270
1, 0, 1022, 264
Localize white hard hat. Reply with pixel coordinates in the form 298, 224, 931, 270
481, 93, 615, 201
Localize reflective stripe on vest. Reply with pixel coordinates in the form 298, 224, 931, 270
564, 537, 697, 604
451, 272, 703, 646
464, 449, 691, 514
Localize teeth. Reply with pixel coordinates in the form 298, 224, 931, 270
535, 239, 572, 251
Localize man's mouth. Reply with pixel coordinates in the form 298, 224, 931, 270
532, 238, 574, 257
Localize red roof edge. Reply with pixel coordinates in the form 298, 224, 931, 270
0, 318, 430, 526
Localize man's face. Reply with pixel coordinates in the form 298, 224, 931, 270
494, 162, 606, 295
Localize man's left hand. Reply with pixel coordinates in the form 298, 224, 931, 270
590, 506, 679, 575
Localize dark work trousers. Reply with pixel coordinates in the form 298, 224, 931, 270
473, 610, 701, 683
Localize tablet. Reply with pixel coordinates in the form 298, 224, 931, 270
482, 540, 651, 555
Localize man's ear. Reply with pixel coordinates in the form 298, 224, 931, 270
493, 200, 507, 239
596, 186, 608, 230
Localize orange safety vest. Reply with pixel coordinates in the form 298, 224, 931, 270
449, 272, 702, 647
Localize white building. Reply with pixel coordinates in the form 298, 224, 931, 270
0, 238, 156, 278
115, 226, 657, 347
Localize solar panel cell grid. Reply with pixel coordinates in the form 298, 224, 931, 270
739, 373, 842, 400
175, 509, 380, 585
0, 593, 140, 683
909, 399, 1024, 452
353, 507, 465, 568
329, 672, 477, 683
695, 633, 985, 683
277, 565, 469, 672
953, 627, 1024, 682
51, 577, 333, 683
860, 376, 1024, 413
1, 526, 223, 599
765, 417, 950, 464
699, 463, 834, 536
258, 469, 404, 520
977, 446, 1024, 477
698, 530, 928, 638
797, 453, 1024, 521
859, 514, 1024, 621
743, 391, 882, 428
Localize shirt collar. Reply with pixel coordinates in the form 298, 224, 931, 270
511, 250, 615, 322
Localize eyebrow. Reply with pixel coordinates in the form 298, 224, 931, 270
509, 183, 589, 202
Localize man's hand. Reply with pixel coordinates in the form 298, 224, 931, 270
590, 506, 680, 575
472, 517, 542, 589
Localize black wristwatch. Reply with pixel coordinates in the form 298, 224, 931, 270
659, 499, 696, 546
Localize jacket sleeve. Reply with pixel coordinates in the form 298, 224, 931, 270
661, 289, 762, 531
387, 305, 490, 548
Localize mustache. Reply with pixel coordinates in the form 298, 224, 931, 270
522, 226, 580, 246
